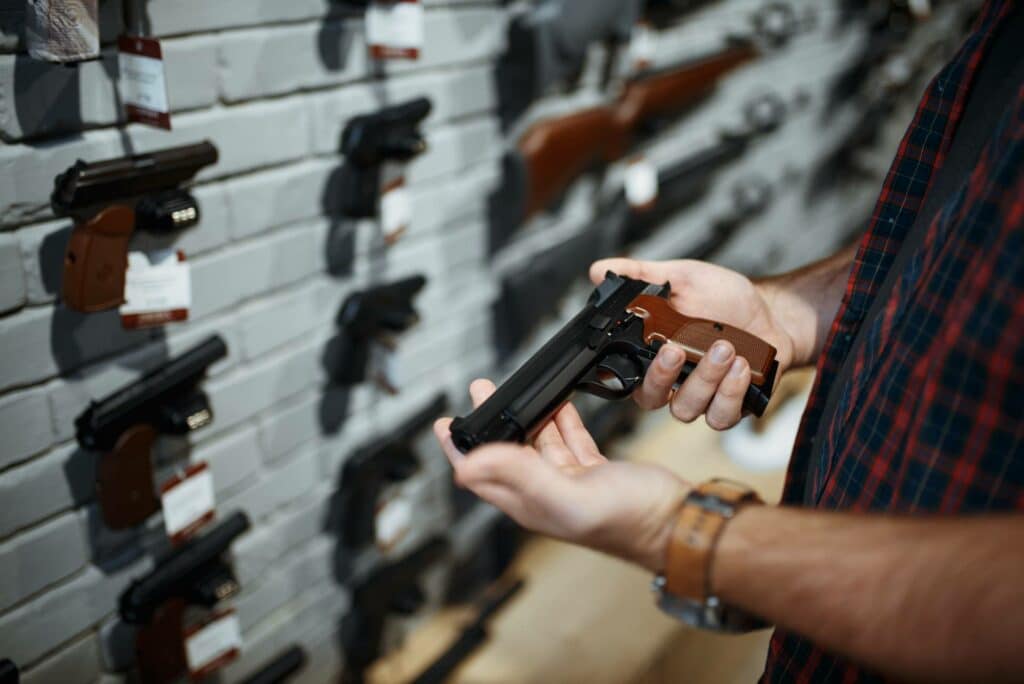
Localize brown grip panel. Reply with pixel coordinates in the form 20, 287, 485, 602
96, 423, 160, 529
135, 598, 188, 684
62, 204, 134, 312
627, 295, 776, 384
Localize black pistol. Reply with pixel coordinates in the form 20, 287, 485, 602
0, 660, 18, 684
325, 275, 427, 387
341, 537, 449, 683
75, 335, 228, 529
51, 141, 218, 313
338, 393, 448, 550
340, 98, 432, 218
451, 273, 779, 452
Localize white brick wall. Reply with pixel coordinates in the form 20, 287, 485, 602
0, 0, 965, 680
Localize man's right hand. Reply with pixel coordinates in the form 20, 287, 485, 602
590, 258, 800, 430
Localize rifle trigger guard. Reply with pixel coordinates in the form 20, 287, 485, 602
577, 354, 643, 399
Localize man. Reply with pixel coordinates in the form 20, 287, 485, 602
434, 0, 1024, 681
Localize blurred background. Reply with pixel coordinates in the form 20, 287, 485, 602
0, 0, 981, 682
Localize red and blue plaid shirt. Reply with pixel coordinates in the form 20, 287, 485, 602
763, 1, 1024, 681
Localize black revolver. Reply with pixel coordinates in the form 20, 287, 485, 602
340, 97, 432, 218
75, 335, 228, 529
450, 272, 778, 452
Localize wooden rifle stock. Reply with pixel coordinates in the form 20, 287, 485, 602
520, 41, 757, 218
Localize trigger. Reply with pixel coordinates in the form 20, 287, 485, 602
597, 354, 642, 392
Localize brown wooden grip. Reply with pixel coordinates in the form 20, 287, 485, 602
96, 423, 160, 529
626, 295, 776, 384
62, 204, 134, 312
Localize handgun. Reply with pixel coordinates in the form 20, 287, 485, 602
340, 98, 432, 218
341, 537, 449, 684
324, 275, 426, 387
122, 512, 249, 684
0, 660, 17, 684
492, 39, 759, 251
337, 393, 448, 550
51, 141, 218, 312
74, 335, 228, 529
243, 645, 307, 684
450, 272, 778, 452
410, 579, 525, 684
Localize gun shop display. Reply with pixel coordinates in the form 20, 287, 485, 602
51, 141, 218, 313
74, 335, 227, 529
451, 272, 779, 452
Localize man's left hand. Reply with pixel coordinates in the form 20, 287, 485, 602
434, 379, 690, 573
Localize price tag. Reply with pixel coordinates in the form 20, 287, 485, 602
625, 157, 659, 210
907, 0, 932, 19
629, 23, 657, 72
160, 463, 216, 545
120, 249, 191, 329
376, 495, 413, 551
366, 0, 424, 60
118, 36, 171, 129
184, 611, 242, 678
381, 178, 412, 244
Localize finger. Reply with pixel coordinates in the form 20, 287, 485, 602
434, 417, 467, 465
705, 357, 750, 431
552, 403, 606, 465
670, 341, 735, 423
533, 418, 578, 467
461, 481, 526, 518
589, 258, 677, 286
469, 378, 497, 408
456, 444, 556, 492
635, 344, 688, 410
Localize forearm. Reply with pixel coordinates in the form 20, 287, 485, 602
713, 506, 1024, 682
755, 243, 857, 368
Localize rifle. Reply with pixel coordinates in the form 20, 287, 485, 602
323, 276, 426, 387
341, 537, 449, 684
51, 141, 218, 312
340, 98, 432, 218
337, 393, 448, 550
686, 175, 774, 263
243, 645, 307, 684
410, 579, 525, 684
74, 335, 228, 529
122, 512, 249, 684
492, 39, 759, 252
451, 272, 778, 452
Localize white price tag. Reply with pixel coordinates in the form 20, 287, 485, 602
376, 495, 413, 551
118, 36, 171, 129
625, 157, 659, 210
629, 23, 657, 71
907, 0, 932, 19
381, 178, 412, 244
366, 0, 424, 60
160, 463, 216, 544
184, 611, 242, 678
120, 249, 191, 329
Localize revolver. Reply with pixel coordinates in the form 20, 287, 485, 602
450, 272, 778, 452
51, 141, 218, 312
340, 98, 432, 218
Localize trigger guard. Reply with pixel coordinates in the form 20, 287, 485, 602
576, 355, 642, 400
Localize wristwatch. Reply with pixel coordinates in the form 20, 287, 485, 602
653, 479, 769, 632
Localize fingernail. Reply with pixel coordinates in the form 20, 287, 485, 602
729, 358, 746, 376
711, 342, 732, 364
659, 346, 683, 367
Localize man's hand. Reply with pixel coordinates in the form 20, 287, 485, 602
434, 379, 689, 573
590, 258, 799, 430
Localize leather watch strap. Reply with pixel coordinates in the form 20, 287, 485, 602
663, 479, 762, 601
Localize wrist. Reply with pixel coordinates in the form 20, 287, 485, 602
754, 277, 815, 369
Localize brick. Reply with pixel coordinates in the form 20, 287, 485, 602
235, 279, 338, 362
406, 116, 500, 185
153, 424, 263, 504
1, 99, 311, 227
223, 160, 334, 241
20, 632, 101, 684
383, 7, 507, 76
405, 159, 499, 239
0, 387, 54, 468
0, 443, 95, 539
17, 218, 74, 306
0, 232, 24, 311
140, 0, 329, 37
257, 393, 321, 464
0, 512, 88, 612
218, 444, 318, 523
0, 556, 149, 667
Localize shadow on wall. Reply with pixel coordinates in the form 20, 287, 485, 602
316, 5, 366, 73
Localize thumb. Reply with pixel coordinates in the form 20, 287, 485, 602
589, 258, 675, 286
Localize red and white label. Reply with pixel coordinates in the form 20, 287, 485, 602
120, 249, 191, 329
625, 157, 659, 210
184, 611, 242, 679
381, 178, 412, 244
375, 495, 413, 551
118, 36, 171, 129
160, 462, 216, 545
366, 0, 424, 60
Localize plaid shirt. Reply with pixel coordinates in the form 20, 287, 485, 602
763, 1, 1024, 681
